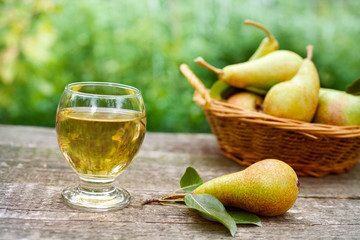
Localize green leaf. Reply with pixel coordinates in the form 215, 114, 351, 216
185, 194, 237, 236
227, 208, 262, 226
346, 78, 360, 95
180, 167, 203, 193
198, 208, 262, 227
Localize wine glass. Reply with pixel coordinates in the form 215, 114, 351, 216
55, 82, 146, 211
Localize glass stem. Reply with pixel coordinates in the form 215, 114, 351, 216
78, 177, 116, 195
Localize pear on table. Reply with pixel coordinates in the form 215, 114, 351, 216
192, 159, 300, 216
313, 88, 360, 126
263, 45, 320, 122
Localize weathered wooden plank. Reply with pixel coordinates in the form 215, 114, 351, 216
1, 218, 360, 240
0, 125, 360, 239
1, 196, 360, 239
1, 143, 359, 197
1, 188, 360, 224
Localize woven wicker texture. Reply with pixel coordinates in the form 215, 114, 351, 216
180, 64, 360, 177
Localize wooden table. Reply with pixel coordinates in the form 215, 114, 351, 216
0, 125, 359, 239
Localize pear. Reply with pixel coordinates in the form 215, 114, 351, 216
195, 50, 302, 91
263, 45, 320, 122
210, 80, 239, 100
313, 88, 360, 126
227, 91, 263, 112
209, 20, 278, 100
245, 19, 279, 61
192, 159, 300, 216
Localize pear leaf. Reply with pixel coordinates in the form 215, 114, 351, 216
346, 78, 360, 95
180, 167, 203, 193
197, 208, 262, 227
227, 208, 262, 226
184, 194, 237, 237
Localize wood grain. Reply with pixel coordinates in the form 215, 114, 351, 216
0, 125, 359, 239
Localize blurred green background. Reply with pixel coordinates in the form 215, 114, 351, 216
1, 0, 359, 132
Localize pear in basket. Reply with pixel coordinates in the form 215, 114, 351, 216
227, 91, 263, 112
209, 20, 280, 100
245, 19, 279, 61
192, 159, 300, 216
194, 19, 302, 92
194, 50, 302, 91
313, 88, 360, 126
263, 45, 320, 122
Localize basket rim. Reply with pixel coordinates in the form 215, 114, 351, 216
193, 91, 360, 139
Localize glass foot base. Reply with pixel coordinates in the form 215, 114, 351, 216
61, 185, 131, 212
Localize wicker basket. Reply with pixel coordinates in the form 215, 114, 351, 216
180, 64, 360, 177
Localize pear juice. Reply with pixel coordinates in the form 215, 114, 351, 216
56, 107, 146, 178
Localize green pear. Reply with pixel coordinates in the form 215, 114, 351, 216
210, 80, 239, 100
209, 20, 278, 100
227, 91, 263, 112
313, 88, 360, 126
192, 159, 299, 216
195, 50, 302, 91
263, 45, 320, 122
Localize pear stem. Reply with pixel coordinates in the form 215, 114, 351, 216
142, 193, 187, 206
194, 57, 223, 76
306, 45, 314, 60
244, 19, 275, 41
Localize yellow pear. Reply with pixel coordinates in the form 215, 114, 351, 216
227, 91, 263, 112
209, 20, 279, 99
244, 19, 279, 61
192, 159, 300, 216
263, 45, 320, 122
313, 88, 360, 126
195, 50, 302, 90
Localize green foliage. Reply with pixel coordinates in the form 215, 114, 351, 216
180, 166, 203, 193
185, 194, 237, 236
227, 208, 262, 226
1, 0, 360, 132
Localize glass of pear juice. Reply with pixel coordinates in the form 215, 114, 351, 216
55, 82, 146, 211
